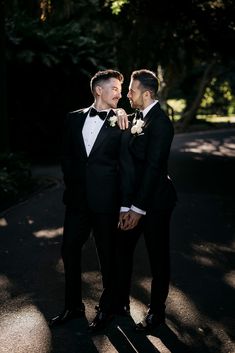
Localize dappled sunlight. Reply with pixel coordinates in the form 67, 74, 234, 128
147, 336, 172, 353
92, 335, 119, 353
0, 274, 12, 290
75, 270, 105, 314
0, 217, 8, 227
33, 227, 63, 239
130, 276, 154, 322
55, 257, 64, 274
198, 116, 235, 123
168, 285, 201, 327
136, 276, 151, 290
0, 275, 12, 301
192, 254, 216, 267
180, 136, 235, 157
129, 295, 150, 323
167, 285, 234, 351
190, 241, 235, 269
223, 270, 235, 289
82, 270, 103, 292
80, 271, 153, 322
0, 305, 51, 353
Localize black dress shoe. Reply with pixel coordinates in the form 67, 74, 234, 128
135, 313, 165, 332
49, 307, 85, 327
89, 312, 114, 332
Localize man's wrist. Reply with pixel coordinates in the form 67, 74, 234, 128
120, 206, 130, 212
131, 205, 146, 215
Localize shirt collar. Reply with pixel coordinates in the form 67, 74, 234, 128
141, 100, 158, 118
91, 104, 110, 114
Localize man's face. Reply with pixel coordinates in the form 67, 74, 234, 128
98, 78, 122, 109
127, 79, 144, 109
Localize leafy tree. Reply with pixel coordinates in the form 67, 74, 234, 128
104, 0, 235, 129
5, 0, 120, 157
2, 0, 235, 158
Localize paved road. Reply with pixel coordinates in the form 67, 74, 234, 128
0, 129, 234, 353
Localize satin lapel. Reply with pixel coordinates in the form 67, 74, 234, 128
144, 102, 161, 126
75, 109, 90, 157
88, 120, 110, 158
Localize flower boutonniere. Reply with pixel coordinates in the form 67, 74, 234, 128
131, 118, 145, 135
108, 115, 118, 127
107, 108, 126, 127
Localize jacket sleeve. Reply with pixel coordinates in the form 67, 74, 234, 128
119, 127, 135, 208
133, 117, 174, 210
61, 113, 74, 186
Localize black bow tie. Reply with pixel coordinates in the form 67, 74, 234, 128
135, 110, 143, 120
90, 107, 116, 120
89, 108, 105, 120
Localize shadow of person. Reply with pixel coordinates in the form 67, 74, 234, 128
150, 323, 191, 353
50, 316, 99, 353
106, 315, 161, 353
106, 315, 191, 353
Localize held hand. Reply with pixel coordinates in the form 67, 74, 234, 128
116, 108, 129, 130
118, 212, 130, 229
125, 210, 142, 230
119, 210, 142, 231
118, 212, 125, 228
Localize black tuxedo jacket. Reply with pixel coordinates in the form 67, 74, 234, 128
129, 102, 177, 211
62, 107, 134, 213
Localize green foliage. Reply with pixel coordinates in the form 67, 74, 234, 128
5, 4, 121, 157
3, 0, 235, 156
104, 0, 235, 123
105, 0, 129, 15
200, 78, 235, 115
5, 12, 114, 71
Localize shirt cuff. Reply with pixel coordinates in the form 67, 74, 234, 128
131, 205, 146, 215
120, 207, 130, 212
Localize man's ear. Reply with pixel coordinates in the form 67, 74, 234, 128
144, 90, 151, 99
95, 85, 102, 96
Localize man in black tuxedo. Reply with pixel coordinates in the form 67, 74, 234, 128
49, 70, 133, 330
117, 69, 177, 332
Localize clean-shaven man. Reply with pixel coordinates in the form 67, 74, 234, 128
49, 70, 133, 331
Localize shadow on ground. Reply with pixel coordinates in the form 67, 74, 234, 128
0, 129, 235, 352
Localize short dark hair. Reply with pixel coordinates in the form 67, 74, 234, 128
131, 69, 159, 99
90, 69, 124, 94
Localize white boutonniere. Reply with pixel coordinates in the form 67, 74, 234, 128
131, 118, 145, 135
108, 115, 118, 127
108, 108, 127, 127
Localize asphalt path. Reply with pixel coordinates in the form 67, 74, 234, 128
0, 129, 234, 353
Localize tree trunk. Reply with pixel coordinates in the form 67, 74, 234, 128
157, 64, 176, 121
180, 59, 216, 131
0, 0, 9, 153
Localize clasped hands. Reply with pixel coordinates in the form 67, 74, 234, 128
118, 210, 142, 231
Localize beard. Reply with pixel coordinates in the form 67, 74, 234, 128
129, 96, 143, 110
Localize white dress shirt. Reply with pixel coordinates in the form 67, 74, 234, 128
82, 107, 109, 156
142, 100, 158, 118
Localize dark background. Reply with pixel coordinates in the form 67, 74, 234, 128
1, 0, 235, 207
1, 0, 235, 160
